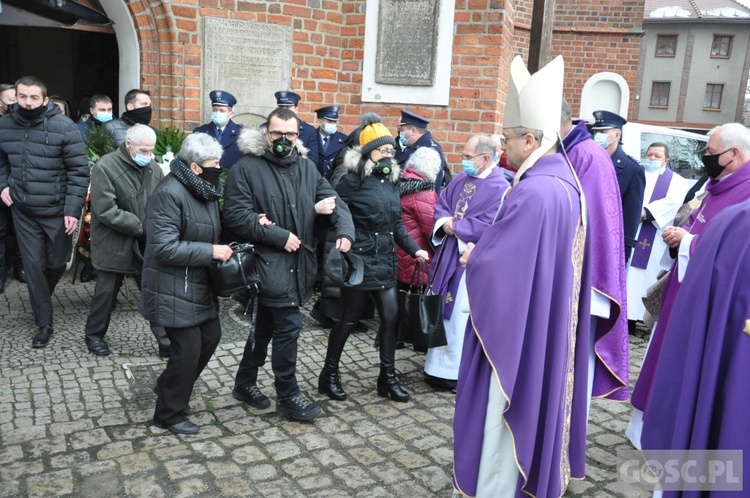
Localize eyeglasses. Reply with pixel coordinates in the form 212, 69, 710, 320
377, 147, 397, 157
460, 153, 486, 161
268, 130, 299, 140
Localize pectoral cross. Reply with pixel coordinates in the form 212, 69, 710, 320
744, 319, 750, 335
639, 238, 651, 250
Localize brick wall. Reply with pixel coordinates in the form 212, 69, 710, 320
127, 0, 643, 166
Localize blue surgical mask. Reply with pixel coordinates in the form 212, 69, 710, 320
399, 131, 408, 147
212, 112, 229, 127
95, 111, 113, 123
461, 159, 479, 177
133, 154, 151, 167
323, 123, 337, 135
493, 154, 500, 164
593, 132, 611, 148
642, 159, 663, 172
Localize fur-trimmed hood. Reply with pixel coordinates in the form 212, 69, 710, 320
343, 145, 401, 184
237, 126, 309, 157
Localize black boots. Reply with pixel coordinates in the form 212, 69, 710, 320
377, 368, 410, 402
318, 320, 352, 401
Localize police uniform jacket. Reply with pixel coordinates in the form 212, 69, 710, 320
396, 130, 450, 192
611, 144, 646, 260
193, 120, 243, 169
315, 129, 347, 178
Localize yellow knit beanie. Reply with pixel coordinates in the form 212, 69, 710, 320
358, 113, 396, 156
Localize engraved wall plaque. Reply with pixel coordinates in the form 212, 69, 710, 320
375, 0, 440, 86
202, 18, 292, 125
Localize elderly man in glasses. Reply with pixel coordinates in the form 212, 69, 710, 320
223, 107, 354, 422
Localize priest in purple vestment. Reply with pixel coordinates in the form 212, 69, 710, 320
426, 133, 509, 390
453, 55, 591, 498
632, 123, 750, 423
642, 199, 750, 498
560, 100, 629, 404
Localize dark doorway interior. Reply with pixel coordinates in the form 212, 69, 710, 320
0, 26, 119, 120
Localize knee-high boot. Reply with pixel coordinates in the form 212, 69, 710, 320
319, 320, 354, 400
377, 325, 410, 402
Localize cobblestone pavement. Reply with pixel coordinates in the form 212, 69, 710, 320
0, 271, 655, 497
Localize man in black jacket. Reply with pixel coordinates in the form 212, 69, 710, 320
223, 107, 354, 421
105, 89, 153, 147
0, 76, 90, 347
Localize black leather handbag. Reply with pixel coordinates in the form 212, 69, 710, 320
208, 242, 259, 298
398, 258, 447, 352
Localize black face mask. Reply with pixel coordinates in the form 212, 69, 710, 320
199, 166, 222, 186
16, 105, 46, 121
701, 149, 732, 179
271, 137, 294, 158
373, 157, 392, 176
123, 106, 152, 125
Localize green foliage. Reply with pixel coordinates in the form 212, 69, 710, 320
218, 168, 230, 212
154, 126, 187, 160
84, 125, 115, 166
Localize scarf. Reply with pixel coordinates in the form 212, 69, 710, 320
170, 157, 223, 202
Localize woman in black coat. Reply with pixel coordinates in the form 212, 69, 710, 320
318, 114, 429, 403
139, 133, 233, 434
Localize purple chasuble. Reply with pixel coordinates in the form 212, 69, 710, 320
430, 168, 509, 319
642, 200, 750, 498
563, 121, 629, 401
632, 160, 750, 411
631, 168, 674, 269
454, 153, 591, 498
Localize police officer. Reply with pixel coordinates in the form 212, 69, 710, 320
274, 90, 319, 164
396, 109, 451, 192
194, 90, 243, 169
314, 106, 347, 178
591, 110, 646, 262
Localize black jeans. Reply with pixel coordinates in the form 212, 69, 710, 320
235, 304, 302, 399
154, 316, 221, 424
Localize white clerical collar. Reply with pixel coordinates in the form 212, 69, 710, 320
477, 164, 496, 179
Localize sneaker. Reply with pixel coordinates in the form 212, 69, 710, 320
276, 393, 322, 421
232, 385, 271, 409
32, 325, 53, 348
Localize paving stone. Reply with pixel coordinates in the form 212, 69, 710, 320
231, 445, 269, 465
117, 452, 155, 476
0, 444, 23, 464
25, 469, 74, 497
97, 440, 133, 460
163, 458, 208, 480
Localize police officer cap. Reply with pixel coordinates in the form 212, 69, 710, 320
399, 109, 430, 129
591, 110, 627, 130
275, 91, 301, 107
325, 247, 364, 287
315, 106, 340, 121
209, 90, 236, 108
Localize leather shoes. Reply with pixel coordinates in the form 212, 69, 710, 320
32, 325, 53, 348
13, 267, 26, 284
87, 339, 110, 356
232, 385, 271, 409
153, 418, 199, 435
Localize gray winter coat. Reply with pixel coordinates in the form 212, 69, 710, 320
90, 144, 164, 273
222, 127, 355, 308
0, 102, 89, 218
139, 173, 220, 328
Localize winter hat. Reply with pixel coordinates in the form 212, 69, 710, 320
358, 113, 396, 156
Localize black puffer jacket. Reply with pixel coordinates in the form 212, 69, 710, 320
337, 147, 421, 291
0, 102, 89, 218
223, 127, 355, 308
139, 172, 221, 328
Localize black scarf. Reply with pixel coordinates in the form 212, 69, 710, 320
170, 157, 223, 202
398, 177, 434, 197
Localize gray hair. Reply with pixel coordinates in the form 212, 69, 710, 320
405, 147, 442, 182
125, 124, 156, 145
179, 132, 224, 165
470, 134, 496, 158
708, 123, 750, 157
561, 99, 573, 124
506, 127, 544, 142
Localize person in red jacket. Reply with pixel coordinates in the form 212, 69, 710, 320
397, 147, 441, 287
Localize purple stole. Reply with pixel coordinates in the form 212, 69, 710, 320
631, 168, 673, 269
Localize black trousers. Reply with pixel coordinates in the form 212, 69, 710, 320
154, 316, 221, 424
235, 304, 302, 400
12, 208, 71, 327
84, 270, 170, 350
0, 203, 22, 275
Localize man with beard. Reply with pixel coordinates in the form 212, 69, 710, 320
0, 76, 89, 347
223, 107, 354, 421
105, 89, 153, 147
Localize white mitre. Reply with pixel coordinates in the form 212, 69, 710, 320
504, 55, 564, 184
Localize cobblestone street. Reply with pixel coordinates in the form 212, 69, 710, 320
0, 271, 654, 497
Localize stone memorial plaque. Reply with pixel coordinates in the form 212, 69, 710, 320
203, 18, 292, 124
375, 0, 440, 86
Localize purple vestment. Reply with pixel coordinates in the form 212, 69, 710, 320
563, 121, 629, 401
454, 153, 591, 498
642, 199, 750, 497
430, 168, 510, 319
632, 161, 750, 411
